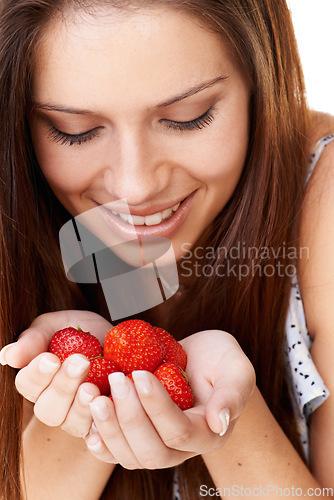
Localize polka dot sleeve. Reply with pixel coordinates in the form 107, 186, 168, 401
284, 133, 334, 461
285, 278, 330, 460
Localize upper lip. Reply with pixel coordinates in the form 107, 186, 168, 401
97, 197, 187, 217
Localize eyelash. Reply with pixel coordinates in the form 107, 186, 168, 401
48, 127, 100, 147
48, 108, 216, 147
164, 108, 215, 132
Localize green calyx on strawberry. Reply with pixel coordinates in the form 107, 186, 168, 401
153, 362, 194, 410
103, 319, 165, 374
48, 326, 119, 396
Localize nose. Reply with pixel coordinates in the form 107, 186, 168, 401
103, 128, 168, 206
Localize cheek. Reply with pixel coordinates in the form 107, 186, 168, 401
33, 137, 96, 196
175, 89, 250, 189
183, 121, 249, 189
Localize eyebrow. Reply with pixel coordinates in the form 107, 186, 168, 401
153, 75, 228, 108
31, 75, 228, 115
32, 103, 92, 115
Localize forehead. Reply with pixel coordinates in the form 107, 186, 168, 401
32, 6, 237, 111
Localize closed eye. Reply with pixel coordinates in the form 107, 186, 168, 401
47, 107, 216, 147
48, 126, 101, 146
163, 107, 216, 131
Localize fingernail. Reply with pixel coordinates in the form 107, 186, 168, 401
66, 354, 90, 378
91, 421, 99, 433
132, 371, 153, 395
0, 343, 16, 366
38, 356, 59, 374
86, 433, 104, 453
79, 386, 95, 406
219, 408, 230, 436
89, 399, 110, 421
108, 372, 129, 399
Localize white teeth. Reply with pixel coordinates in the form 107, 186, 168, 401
162, 208, 173, 220
113, 202, 181, 226
128, 215, 145, 226
119, 212, 129, 222
145, 212, 163, 226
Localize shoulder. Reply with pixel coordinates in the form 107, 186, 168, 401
297, 110, 334, 482
304, 111, 334, 213
303, 110, 334, 194
298, 110, 334, 340
308, 110, 334, 149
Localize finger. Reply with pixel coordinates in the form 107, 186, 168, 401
108, 372, 196, 468
2, 313, 71, 368
25, 310, 112, 345
60, 382, 101, 438
85, 430, 117, 464
205, 351, 256, 435
33, 354, 91, 426
89, 394, 142, 470
131, 371, 218, 455
15, 353, 61, 402
1, 329, 48, 369
0, 311, 112, 368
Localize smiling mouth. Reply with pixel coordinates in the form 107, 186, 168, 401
110, 202, 182, 226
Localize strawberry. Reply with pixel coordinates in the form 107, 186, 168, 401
85, 357, 120, 396
153, 326, 187, 370
154, 362, 195, 410
103, 319, 165, 373
48, 326, 102, 362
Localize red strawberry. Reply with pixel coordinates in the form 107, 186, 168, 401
104, 319, 165, 373
85, 357, 120, 396
48, 326, 102, 362
154, 362, 195, 410
153, 326, 187, 370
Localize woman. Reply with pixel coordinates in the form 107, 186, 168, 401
0, 0, 333, 498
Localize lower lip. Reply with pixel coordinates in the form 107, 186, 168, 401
97, 193, 195, 238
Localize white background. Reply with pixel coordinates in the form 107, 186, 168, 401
288, 0, 334, 115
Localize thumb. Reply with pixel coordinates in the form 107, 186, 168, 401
205, 358, 255, 435
0, 328, 48, 369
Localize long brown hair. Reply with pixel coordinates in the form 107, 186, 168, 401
0, 0, 309, 499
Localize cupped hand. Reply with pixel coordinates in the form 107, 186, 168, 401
180, 330, 256, 434
85, 370, 220, 468
0, 310, 112, 368
2, 310, 113, 437
85, 329, 255, 469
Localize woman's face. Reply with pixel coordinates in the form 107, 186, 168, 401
30, 7, 250, 261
